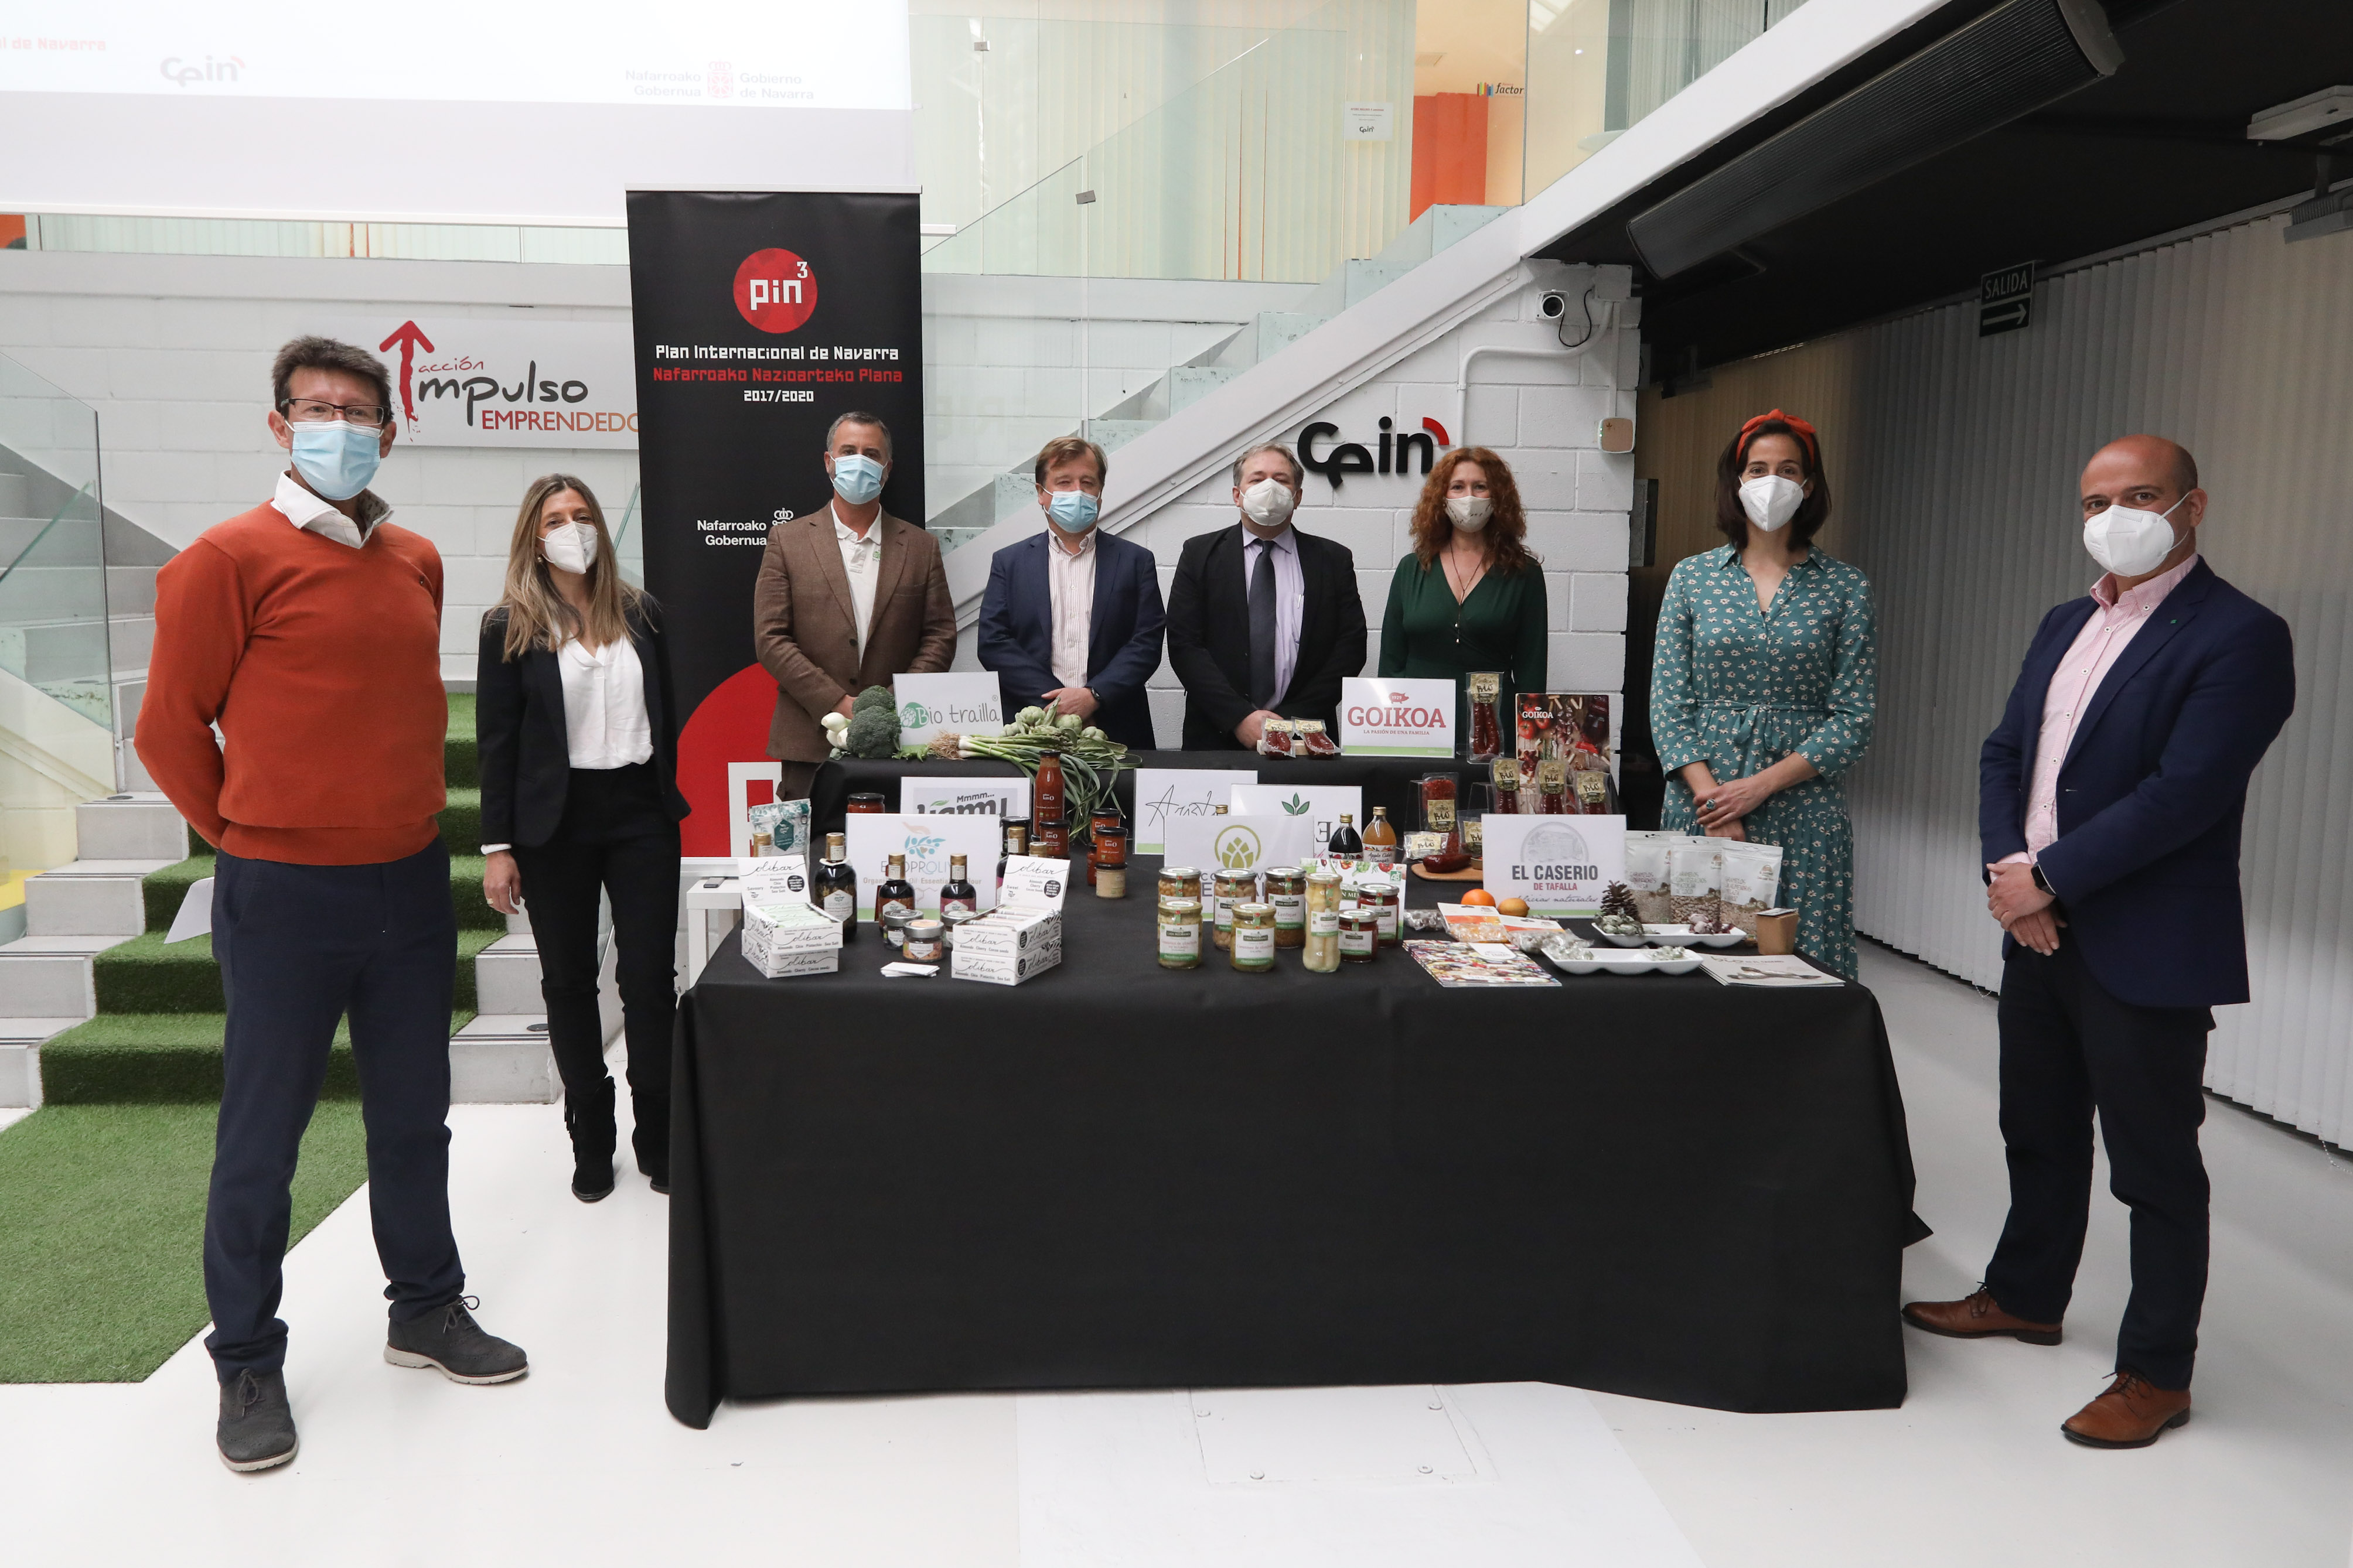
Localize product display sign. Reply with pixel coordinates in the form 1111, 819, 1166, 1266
318, 316, 636, 449
1160, 812, 1315, 879
1130, 768, 1258, 855
894, 673, 1004, 750
1480, 814, 1627, 918
629, 189, 925, 857
844, 814, 1001, 919
902, 776, 1031, 819
737, 856, 813, 906
1229, 784, 1364, 849
1338, 676, 1457, 757
996, 855, 1071, 911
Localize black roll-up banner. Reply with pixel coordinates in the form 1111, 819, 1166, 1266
626, 190, 923, 857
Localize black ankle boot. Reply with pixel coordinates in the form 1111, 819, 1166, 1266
565, 1078, 617, 1202
632, 1091, 671, 1195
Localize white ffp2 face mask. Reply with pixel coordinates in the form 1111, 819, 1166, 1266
541, 521, 598, 576
1242, 477, 1297, 527
1446, 494, 1493, 532
2082, 493, 2188, 578
1738, 474, 1806, 532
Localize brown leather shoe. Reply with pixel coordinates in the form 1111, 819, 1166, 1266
1900, 1287, 2062, 1345
2062, 1371, 2191, 1449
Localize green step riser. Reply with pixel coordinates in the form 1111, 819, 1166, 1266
92, 931, 496, 1015
37, 1012, 478, 1105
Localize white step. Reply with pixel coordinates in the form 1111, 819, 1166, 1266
74, 794, 187, 861
25, 858, 173, 938
451, 1015, 559, 1104
0, 935, 123, 1019
0, 1017, 79, 1108
475, 934, 548, 1015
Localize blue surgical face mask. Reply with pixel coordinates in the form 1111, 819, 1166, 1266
289, 421, 384, 501
1045, 489, 1099, 532
830, 453, 886, 505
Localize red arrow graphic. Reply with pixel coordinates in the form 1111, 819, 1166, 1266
378, 320, 435, 431
1420, 415, 1450, 446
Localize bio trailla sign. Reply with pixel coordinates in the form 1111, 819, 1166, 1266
1338, 676, 1456, 757
322, 317, 638, 449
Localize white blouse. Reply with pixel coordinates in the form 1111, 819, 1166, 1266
560, 634, 654, 770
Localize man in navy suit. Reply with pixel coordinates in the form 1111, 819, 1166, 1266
977, 436, 1166, 749
1904, 436, 2294, 1450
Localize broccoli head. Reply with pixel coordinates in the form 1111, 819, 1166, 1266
853, 685, 896, 716
844, 705, 901, 758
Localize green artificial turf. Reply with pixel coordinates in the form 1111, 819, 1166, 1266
445, 691, 479, 790
37, 1011, 476, 1104
93, 928, 499, 1014
0, 1102, 369, 1382
438, 788, 482, 856
141, 853, 215, 933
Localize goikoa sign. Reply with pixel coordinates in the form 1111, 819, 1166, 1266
1338, 675, 1457, 757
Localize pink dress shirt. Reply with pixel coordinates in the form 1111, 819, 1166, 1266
2013, 553, 2201, 861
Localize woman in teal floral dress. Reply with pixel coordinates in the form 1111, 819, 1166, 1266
1649, 410, 1877, 978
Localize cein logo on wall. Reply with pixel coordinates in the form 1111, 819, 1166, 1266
322, 317, 639, 450
734, 249, 819, 334
1298, 416, 1449, 487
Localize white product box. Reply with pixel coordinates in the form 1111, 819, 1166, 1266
949, 905, 1064, 986
741, 891, 845, 980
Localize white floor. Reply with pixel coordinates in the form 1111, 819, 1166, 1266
2, 947, 2351, 1567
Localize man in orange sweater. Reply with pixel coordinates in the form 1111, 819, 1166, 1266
137, 337, 526, 1474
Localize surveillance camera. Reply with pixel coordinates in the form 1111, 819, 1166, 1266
1538, 291, 1569, 320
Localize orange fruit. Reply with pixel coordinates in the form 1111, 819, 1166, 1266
1459, 889, 1497, 907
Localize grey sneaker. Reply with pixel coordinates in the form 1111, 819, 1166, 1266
217, 1368, 298, 1472
383, 1296, 529, 1385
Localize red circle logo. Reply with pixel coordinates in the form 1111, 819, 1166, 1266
732, 248, 817, 334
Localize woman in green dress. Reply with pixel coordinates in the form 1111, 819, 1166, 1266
1649, 410, 1877, 979
1378, 446, 1548, 738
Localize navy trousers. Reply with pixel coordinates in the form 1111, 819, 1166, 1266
1984, 940, 2214, 1389
204, 841, 463, 1377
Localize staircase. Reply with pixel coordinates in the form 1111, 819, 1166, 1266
0, 693, 614, 1108
925, 203, 1512, 552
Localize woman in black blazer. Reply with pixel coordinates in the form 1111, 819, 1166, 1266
478, 474, 688, 1201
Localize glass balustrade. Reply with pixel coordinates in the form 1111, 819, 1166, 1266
0, 352, 118, 889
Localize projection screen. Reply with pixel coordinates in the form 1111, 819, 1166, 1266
0, 2, 914, 224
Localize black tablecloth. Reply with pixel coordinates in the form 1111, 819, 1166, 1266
810, 750, 1441, 838
666, 864, 1925, 1427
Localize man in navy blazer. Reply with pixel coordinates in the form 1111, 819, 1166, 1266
1904, 436, 2294, 1450
977, 436, 1166, 749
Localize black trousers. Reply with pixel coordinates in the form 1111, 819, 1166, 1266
511, 764, 680, 1106
1983, 939, 2214, 1389
205, 841, 462, 1376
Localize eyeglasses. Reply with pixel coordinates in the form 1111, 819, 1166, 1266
281, 397, 391, 429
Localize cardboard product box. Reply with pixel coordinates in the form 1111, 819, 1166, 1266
950, 906, 1064, 985
741, 893, 845, 979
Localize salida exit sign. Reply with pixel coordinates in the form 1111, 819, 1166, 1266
1979, 262, 2037, 337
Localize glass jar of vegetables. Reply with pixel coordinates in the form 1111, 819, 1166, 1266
1157, 897, 1203, 969
1264, 866, 1306, 949
1212, 869, 1256, 951
1303, 869, 1343, 973
1229, 902, 1276, 972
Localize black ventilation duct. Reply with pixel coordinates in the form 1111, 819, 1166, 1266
1626, 0, 2123, 279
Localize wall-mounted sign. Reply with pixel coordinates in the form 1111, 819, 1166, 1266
1298, 415, 1449, 488
1342, 102, 1393, 141
1979, 262, 2035, 338
1481, 813, 1626, 918
320, 316, 636, 448
1338, 675, 1456, 757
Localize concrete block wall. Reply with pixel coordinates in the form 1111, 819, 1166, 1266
0, 253, 1311, 685
1100, 269, 1639, 748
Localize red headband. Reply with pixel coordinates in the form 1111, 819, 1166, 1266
1738, 408, 1818, 465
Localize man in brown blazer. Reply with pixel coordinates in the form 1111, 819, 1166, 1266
753, 411, 957, 798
